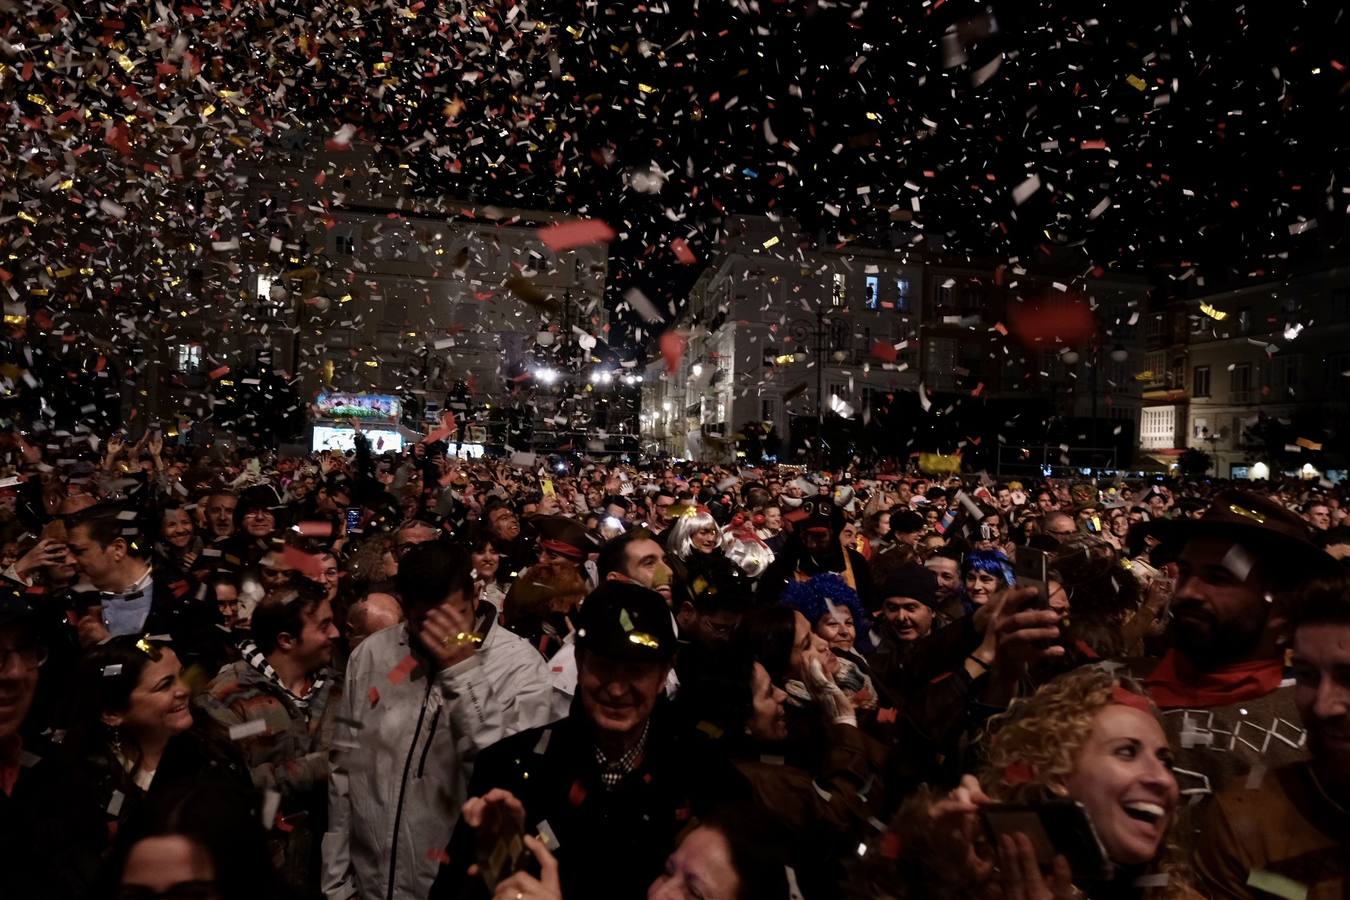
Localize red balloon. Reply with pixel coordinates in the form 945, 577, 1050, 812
1006, 295, 1096, 347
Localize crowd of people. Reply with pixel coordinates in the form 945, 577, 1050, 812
1, 425, 1348, 899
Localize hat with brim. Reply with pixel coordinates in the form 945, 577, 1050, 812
532, 515, 598, 562
575, 581, 676, 663
1147, 489, 1337, 578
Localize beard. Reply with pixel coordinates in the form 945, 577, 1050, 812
1170, 602, 1269, 668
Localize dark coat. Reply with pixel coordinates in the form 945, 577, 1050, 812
429, 698, 750, 900
68, 566, 222, 674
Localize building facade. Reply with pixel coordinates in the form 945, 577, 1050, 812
643, 216, 1149, 468
1180, 264, 1350, 479
148, 136, 608, 449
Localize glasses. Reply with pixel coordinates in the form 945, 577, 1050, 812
0, 644, 48, 670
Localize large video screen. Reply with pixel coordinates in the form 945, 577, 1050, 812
314, 392, 402, 424
311, 425, 404, 454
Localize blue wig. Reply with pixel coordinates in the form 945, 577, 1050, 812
780, 572, 872, 654
962, 548, 1015, 586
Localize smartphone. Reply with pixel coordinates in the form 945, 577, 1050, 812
475, 816, 531, 891
345, 506, 362, 533
980, 801, 1112, 882
1012, 546, 1051, 605
1085, 516, 1101, 534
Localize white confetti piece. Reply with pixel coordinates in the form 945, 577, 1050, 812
1012, 174, 1042, 205
261, 788, 281, 829
229, 719, 268, 741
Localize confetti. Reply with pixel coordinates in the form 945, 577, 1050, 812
229, 719, 268, 741
537, 219, 616, 252
388, 654, 418, 685
1245, 871, 1307, 900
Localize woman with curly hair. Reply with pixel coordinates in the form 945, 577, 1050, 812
848, 666, 1200, 899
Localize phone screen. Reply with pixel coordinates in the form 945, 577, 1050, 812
345, 507, 362, 532
981, 801, 1112, 882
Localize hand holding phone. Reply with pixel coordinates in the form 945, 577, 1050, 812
981, 801, 1112, 883
462, 789, 530, 891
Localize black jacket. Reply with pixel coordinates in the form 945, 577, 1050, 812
68, 565, 221, 675
430, 698, 750, 900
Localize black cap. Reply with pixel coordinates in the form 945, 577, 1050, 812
891, 510, 925, 534
880, 564, 940, 609
0, 582, 38, 632
575, 581, 676, 663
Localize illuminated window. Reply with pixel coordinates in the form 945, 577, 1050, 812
832, 273, 847, 307
865, 275, 879, 310
895, 278, 911, 312
176, 344, 202, 372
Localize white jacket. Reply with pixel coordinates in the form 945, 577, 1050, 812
322, 617, 563, 900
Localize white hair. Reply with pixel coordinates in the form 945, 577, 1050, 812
666, 509, 719, 561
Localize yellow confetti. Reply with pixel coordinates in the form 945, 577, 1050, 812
627, 631, 660, 649
1126, 74, 1147, 91
1245, 871, 1306, 900
762, 236, 780, 248
638, 83, 655, 94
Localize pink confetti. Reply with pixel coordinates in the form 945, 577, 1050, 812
537, 219, 616, 251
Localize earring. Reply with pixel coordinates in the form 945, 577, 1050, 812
110, 726, 124, 760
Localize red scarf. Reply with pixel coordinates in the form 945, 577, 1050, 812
0, 734, 21, 797
1143, 648, 1284, 710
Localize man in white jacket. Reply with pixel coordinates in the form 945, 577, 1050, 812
323, 543, 562, 900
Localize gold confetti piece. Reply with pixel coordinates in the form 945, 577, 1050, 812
627, 631, 659, 649
1245, 871, 1307, 900
638, 83, 655, 94
618, 608, 635, 632
1126, 74, 1147, 91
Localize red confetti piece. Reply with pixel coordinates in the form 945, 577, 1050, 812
871, 340, 898, 363
659, 331, 687, 374
671, 238, 697, 264
993, 321, 1008, 336
876, 707, 898, 725
282, 544, 324, 580
1003, 762, 1034, 785
568, 780, 587, 806
426, 847, 451, 865
1080, 139, 1108, 150
368, 687, 380, 706
208, 365, 231, 380
971, 382, 985, 397
387, 653, 417, 685
296, 521, 334, 538
879, 832, 903, 860
537, 219, 616, 252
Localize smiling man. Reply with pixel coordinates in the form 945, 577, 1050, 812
431, 582, 745, 900
1194, 579, 1350, 897
196, 583, 342, 894
1135, 490, 1339, 840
